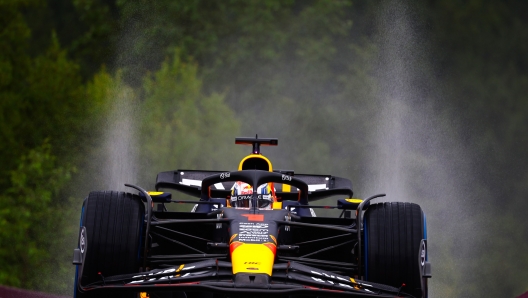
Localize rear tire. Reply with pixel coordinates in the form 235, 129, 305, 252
75, 191, 145, 298
364, 202, 426, 297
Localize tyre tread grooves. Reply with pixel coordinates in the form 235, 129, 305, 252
365, 202, 425, 297
77, 190, 145, 298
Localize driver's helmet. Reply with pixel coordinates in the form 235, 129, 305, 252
231, 181, 273, 209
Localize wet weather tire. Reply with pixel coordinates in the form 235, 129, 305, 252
76, 191, 145, 298
364, 202, 426, 297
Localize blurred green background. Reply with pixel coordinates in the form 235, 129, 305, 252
1, 0, 527, 297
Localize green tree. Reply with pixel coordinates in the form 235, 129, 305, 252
0, 29, 86, 188
422, 1, 528, 296
0, 141, 74, 289
141, 50, 241, 180
0, 1, 109, 293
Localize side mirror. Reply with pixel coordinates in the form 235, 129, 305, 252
139, 191, 172, 203
337, 198, 364, 210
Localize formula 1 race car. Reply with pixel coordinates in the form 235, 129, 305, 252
72, 136, 431, 298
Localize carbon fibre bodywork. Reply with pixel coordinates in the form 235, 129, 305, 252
73, 138, 431, 297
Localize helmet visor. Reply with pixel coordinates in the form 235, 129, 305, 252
231, 195, 251, 208
231, 194, 272, 209
258, 194, 272, 209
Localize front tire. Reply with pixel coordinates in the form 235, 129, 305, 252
75, 191, 145, 298
364, 202, 426, 297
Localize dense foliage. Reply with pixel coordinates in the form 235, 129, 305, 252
0, 0, 527, 297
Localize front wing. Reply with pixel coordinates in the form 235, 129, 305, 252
78, 259, 411, 297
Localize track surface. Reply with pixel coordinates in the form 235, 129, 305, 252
0, 285, 69, 298
1, 285, 527, 298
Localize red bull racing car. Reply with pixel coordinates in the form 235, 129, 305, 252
73, 137, 431, 298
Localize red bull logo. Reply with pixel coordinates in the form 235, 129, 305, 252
240, 183, 253, 195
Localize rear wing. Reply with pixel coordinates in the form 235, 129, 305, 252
155, 169, 353, 202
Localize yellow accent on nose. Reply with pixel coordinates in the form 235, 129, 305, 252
231, 243, 276, 275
